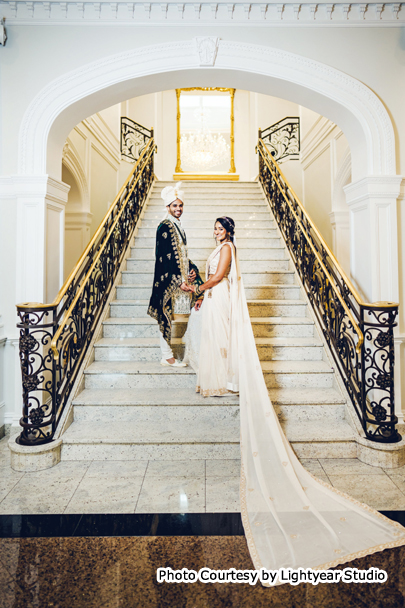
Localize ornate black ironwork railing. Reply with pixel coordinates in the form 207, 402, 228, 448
16, 138, 156, 446
121, 117, 153, 162
257, 137, 400, 443
261, 118, 300, 163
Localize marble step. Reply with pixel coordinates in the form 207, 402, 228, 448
138, 219, 275, 230
144, 208, 272, 217
74, 387, 343, 422
155, 180, 260, 186
120, 271, 296, 286
129, 248, 288, 261
254, 337, 324, 361
262, 360, 334, 388
73, 385, 344, 420
61, 419, 240, 461
282, 420, 356, 459
149, 195, 266, 202
84, 360, 334, 390
74, 387, 238, 407
115, 284, 302, 300
126, 259, 290, 273
102, 317, 314, 339
136, 227, 279, 239
109, 299, 308, 318
133, 237, 282, 249
246, 300, 308, 317
143, 211, 273, 221
93, 337, 323, 362
61, 418, 354, 461
152, 182, 262, 196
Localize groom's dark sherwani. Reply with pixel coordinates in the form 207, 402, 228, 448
147, 216, 203, 344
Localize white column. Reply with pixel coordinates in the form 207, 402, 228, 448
344, 176, 402, 303
344, 175, 404, 420
14, 176, 70, 305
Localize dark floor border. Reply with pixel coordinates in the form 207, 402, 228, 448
0, 511, 404, 538
0, 513, 246, 538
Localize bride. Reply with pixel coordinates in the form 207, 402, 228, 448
185, 216, 238, 397
184, 216, 405, 582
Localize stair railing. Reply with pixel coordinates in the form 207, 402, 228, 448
261, 117, 300, 163
16, 136, 157, 446
257, 134, 400, 443
121, 117, 153, 162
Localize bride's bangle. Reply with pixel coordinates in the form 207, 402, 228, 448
195, 285, 203, 297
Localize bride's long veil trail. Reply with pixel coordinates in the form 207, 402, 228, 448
228, 244, 405, 583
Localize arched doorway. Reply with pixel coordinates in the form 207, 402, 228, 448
16, 39, 400, 308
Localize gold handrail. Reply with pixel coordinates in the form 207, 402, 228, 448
257, 139, 398, 311
257, 139, 367, 353
17, 140, 155, 310
49, 140, 156, 358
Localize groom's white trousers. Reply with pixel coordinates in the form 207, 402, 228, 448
160, 333, 174, 360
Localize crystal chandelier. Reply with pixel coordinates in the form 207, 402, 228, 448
181, 108, 230, 171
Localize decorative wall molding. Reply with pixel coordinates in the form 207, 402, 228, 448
17, 39, 396, 181
81, 114, 120, 163
90, 141, 120, 172
300, 116, 337, 168
62, 137, 90, 209
65, 210, 93, 227
195, 36, 219, 65
1, 1, 404, 25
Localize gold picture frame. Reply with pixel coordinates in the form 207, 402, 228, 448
173, 87, 239, 181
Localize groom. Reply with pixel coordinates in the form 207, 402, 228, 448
147, 182, 203, 367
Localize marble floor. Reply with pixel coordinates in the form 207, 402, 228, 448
3, 435, 405, 607
3, 435, 405, 514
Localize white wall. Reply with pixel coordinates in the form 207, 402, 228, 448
63, 109, 121, 280
119, 89, 304, 184
300, 110, 351, 269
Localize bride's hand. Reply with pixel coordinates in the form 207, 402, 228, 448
194, 299, 203, 311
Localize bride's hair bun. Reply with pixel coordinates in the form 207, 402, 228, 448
215, 216, 236, 243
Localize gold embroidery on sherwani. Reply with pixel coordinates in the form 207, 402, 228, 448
166, 217, 191, 315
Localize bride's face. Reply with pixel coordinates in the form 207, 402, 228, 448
214, 222, 229, 243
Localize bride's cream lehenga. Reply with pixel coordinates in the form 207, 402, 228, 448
194, 242, 238, 397
184, 240, 405, 583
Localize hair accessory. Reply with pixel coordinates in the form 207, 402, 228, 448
161, 182, 184, 208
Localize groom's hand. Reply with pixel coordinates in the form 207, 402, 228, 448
188, 269, 197, 282
180, 282, 188, 291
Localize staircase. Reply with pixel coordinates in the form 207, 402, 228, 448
61, 181, 355, 461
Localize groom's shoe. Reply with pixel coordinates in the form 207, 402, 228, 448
160, 358, 187, 368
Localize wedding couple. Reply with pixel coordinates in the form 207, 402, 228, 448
148, 182, 405, 583
147, 181, 238, 398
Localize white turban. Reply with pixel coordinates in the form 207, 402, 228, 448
161, 182, 184, 208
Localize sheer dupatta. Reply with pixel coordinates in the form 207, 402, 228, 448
226, 245, 405, 583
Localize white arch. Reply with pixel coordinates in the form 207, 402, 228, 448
18, 39, 396, 181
